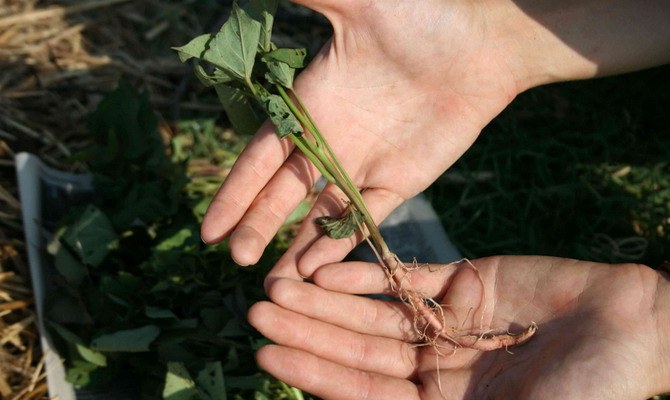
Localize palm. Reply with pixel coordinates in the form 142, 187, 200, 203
249, 256, 665, 399
201, 0, 519, 272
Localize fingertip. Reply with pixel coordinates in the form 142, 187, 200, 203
200, 215, 225, 245
246, 301, 267, 330
229, 226, 265, 266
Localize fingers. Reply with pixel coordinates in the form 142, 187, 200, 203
255, 345, 420, 400
313, 260, 463, 299
227, 149, 320, 265
201, 121, 292, 245
265, 278, 420, 341
264, 183, 350, 284
249, 300, 418, 378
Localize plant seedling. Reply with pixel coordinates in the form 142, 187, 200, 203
174, 0, 536, 351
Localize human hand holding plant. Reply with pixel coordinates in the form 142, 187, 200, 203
249, 256, 670, 399
199, 0, 525, 275
199, 0, 670, 280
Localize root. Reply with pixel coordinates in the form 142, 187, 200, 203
380, 251, 537, 352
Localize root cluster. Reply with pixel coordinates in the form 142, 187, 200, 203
381, 252, 537, 351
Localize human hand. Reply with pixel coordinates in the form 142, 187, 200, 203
200, 0, 525, 276
249, 256, 670, 399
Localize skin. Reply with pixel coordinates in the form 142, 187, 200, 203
201, 0, 670, 397
200, 0, 670, 279
249, 256, 670, 399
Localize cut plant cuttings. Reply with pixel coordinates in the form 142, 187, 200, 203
175, 0, 536, 352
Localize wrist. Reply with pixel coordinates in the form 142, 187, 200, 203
483, 0, 670, 93
481, 0, 598, 93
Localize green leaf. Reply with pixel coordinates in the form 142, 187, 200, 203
173, 3, 261, 82
50, 323, 108, 367
196, 362, 227, 400
214, 84, 263, 136
86, 81, 162, 163
156, 228, 194, 251
163, 362, 201, 400
244, 0, 278, 52
51, 240, 88, 285
193, 64, 235, 87
61, 205, 117, 267
262, 48, 307, 69
260, 93, 303, 138
66, 360, 99, 388
265, 61, 295, 88
145, 306, 178, 320
315, 209, 365, 239
91, 325, 160, 352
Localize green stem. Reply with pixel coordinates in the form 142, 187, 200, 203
275, 85, 390, 257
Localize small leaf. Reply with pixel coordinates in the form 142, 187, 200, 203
265, 61, 295, 88
315, 209, 365, 239
260, 94, 303, 138
263, 48, 307, 68
91, 325, 160, 352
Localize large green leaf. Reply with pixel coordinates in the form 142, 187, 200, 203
91, 325, 160, 352
214, 84, 263, 136
173, 3, 260, 82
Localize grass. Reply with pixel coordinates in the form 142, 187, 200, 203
428, 65, 670, 269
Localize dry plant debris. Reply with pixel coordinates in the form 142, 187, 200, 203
0, 0, 229, 397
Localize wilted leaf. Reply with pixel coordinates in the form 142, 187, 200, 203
315, 209, 365, 239
262, 94, 303, 138
91, 325, 160, 352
